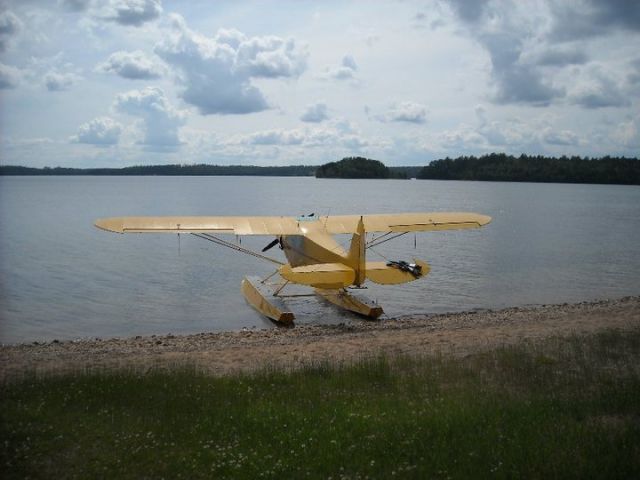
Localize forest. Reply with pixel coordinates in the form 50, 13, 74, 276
417, 153, 640, 185
0, 164, 316, 176
2, 154, 638, 184
315, 157, 407, 178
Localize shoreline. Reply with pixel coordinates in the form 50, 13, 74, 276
1, 296, 639, 381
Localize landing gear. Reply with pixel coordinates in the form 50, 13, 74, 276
240, 275, 384, 324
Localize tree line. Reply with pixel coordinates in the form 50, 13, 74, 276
2, 154, 638, 184
0, 164, 316, 177
417, 153, 640, 185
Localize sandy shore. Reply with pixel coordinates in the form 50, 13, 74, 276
2, 296, 639, 381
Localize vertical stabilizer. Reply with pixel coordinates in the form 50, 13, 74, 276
348, 216, 366, 286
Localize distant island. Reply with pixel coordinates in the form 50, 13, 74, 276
1, 153, 638, 185
315, 157, 408, 179
417, 153, 640, 185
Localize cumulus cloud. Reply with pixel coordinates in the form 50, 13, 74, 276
114, 86, 185, 146
104, 0, 162, 27
535, 47, 588, 67
97, 50, 162, 79
246, 129, 305, 146
447, 0, 490, 24
444, 0, 640, 109
0, 10, 22, 52
443, 2, 566, 105
570, 67, 630, 109
480, 32, 565, 106
44, 71, 81, 91
230, 122, 372, 150
59, 0, 92, 12
378, 102, 427, 124
439, 127, 486, 150
300, 102, 329, 123
154, 16, 307, 115
0, 62, 21, 89
324, 54, 358, 80
628, 58, 640, 86
542, 128, 580, 146
615, 115, 640, 149
71, 116, 122, 145
549, 0, 640, 42
472, 105, 537, 147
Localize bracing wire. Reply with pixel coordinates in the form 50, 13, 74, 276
366, 231, 408, 249
191, 233, 284, 266
368, 245, 390, 261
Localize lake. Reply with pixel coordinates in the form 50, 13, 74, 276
1, 176, 639, 344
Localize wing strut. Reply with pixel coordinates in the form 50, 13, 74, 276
366, 232, 408, 249
191, 233, 284, 266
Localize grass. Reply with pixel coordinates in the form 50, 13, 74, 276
2, 330, 640, 479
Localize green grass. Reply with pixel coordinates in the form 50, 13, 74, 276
2, 330, 640, 479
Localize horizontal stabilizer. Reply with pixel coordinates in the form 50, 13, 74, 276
366, 259, 430, 285
279, 263, 355, 288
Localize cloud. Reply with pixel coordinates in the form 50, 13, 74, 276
0, 9, 22, 52
230, 122, 373, 150
628, 58, 640, 86
97, 50, 162, 79
71, 116, 122, 145
479, 32, 565, 106
0, 62, 21, 89
236, 34, 308, 78
300, 102, 328, 123
446, 0, 490, 24
59, 0, 92, 12
44, 71, 81, 91
438, 127, 486, 150
444, 1, 640, 111
542, 128, 580, 146
114, 86, 185, 146
549, 0, 640, 42
535, 47, 588, 67
154, 16, 307, 115
492, 64, 565, 106
472, 105, 537, 147
245, 129, 305, 146
570, 67, 630, 109
104, 0, 162, 27
450, 0, 566, 106
378, 102, 427, 124
615, 115, 640, 149
323, 54, 358, 80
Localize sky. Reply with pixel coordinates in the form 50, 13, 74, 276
0, 0, 639, 168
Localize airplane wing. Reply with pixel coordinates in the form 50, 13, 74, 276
95, 212, 491, 235
94, 216, 303, 235
324, 212, 492, 233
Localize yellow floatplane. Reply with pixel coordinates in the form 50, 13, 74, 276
95, 212, 491, 324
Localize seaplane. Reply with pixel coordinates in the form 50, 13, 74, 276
94, 212, 491, 324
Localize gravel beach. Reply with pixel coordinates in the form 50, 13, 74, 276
2, 296, 639, 381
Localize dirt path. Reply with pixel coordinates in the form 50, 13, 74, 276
2, 296, 639, 381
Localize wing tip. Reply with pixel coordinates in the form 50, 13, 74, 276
477, 214, 492, 226
94, 217, 124, 234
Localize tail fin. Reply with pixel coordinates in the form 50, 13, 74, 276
347, 216, 366, 286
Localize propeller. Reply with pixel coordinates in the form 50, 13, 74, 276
262, 237, 281, 252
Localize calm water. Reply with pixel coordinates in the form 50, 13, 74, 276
1, 176, 639, 343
